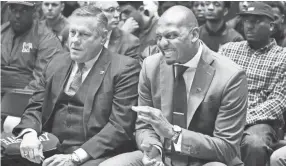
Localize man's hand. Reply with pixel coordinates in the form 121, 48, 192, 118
42, 154, 76, 166
20, 132, 44, 164
121, 17, 139, 33
132, 106, 174, 139
141, 143, 164, 166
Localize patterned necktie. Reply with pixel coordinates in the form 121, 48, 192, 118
67, 63, 85, 96
171, 65, 189, 166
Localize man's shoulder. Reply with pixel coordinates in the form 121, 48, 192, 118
226, 27, 243, 38
204, 45, 244, 74
109, 49, 140, 67
220, 40, 248, 51
118, 28, 139, 43
213, 51, 244, 73
1, 22, 11, 33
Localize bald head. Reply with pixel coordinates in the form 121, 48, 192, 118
159, 5, 198, 28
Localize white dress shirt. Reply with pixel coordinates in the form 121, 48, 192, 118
104, 30, 112, 48
64, 48, 102, 94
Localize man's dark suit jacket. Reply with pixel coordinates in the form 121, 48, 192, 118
108, 27, 140, 60
135, 43, 248, 166
13, 48, 141, 160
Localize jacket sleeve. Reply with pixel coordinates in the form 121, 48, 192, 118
135, 59, 163, 150
13, 74, 47, 136
179, 70, 248, 165
124, 36, 140, 60
81, 59, 141, 159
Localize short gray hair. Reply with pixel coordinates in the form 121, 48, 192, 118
68, 5, 108, 37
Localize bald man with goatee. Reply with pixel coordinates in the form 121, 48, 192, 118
104, 5, 248, 166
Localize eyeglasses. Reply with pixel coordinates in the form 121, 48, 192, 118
102, 7, 121, 14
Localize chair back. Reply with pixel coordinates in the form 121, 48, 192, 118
1, 89, 33, 117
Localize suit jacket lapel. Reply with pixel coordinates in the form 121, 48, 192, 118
42, 56, 72, 125
160, 58, 175, 123
187, 45, 216, 126
51, 57, 73, 104
108, 28, 122, 53
83, 48, 111, 135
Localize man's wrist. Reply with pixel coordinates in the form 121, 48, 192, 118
70, 152, 81, 165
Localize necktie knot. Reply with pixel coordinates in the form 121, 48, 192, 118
175, 65, 188, 77
77, 63, 85, 73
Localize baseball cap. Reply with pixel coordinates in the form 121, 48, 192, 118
6, 1, 36, 7
238, 2, 275, 20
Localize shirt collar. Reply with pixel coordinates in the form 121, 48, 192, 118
104, 30, 113, 48
205, 21, 227, 36
247, 38, 277, 53
75, 47, 103, 71
177, 42, 203, 69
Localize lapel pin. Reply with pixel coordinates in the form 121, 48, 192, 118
196, 88, 202, 92
100, 71, 105, 75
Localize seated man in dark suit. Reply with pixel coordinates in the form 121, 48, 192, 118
110, 5, 248, 166
9, 5, 140, 166
94, 1, 140, 60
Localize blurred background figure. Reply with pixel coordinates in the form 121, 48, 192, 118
119, 1, 158, 55
191, 1, 206, 26
227, 1, 253, 39
93, 1, 140, 60
264, 1, 286, 47
200, 1, 243, 52
1, 1, 64, 91
143, 1, 159, 19
62, 1, 79, 18
77, 1, 90, 7
41, 1, 68, 42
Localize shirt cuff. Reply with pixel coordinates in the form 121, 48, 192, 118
15, 128, 37, 139
153, 144, 163, 158
173, 133, 182, 152
74, 148, 90, 164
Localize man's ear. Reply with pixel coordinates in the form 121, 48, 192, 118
270, 22, 275, 32
101, 29, 108, 45
61, 2, 65, 12
190, 27, 200, 43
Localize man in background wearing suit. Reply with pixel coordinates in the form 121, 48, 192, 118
127, 5, 248, 166
11, 5, 140, 166
94, 1, 140, 60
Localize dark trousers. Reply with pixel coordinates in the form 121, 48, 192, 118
241, 123, 279, 166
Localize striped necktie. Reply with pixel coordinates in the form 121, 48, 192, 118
67, 63, 85, 96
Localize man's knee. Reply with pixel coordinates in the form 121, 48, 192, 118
241, 134, 269, 154
202, 162, 226, 166
99, 151, 143, 166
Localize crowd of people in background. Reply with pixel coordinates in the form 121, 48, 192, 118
1, 1, 286, 166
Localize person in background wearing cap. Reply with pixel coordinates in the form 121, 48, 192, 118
1, 1, 65, 134
227, 1, 254, 39
41, 1, 69, 42
199, 1, 243, 52
218, 2, 286, 166
1, 1, 64, 91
